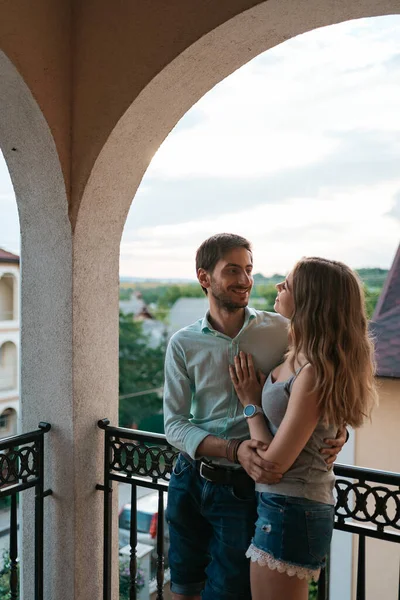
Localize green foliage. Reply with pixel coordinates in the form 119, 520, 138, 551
119, 287, 134, 301
356, 268, 388, 289
119, 558, 144, 599
251, 283, 278, 311
253, 272, 286, 285
308, 580, 318, 600
253, 280, 383, 319
155, 284, 204, 309
119, 312, 166, 428
364, 286, 381, 319
0, 549, 18, 599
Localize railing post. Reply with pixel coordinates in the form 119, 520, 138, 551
398, 557, 400, 600
156, 490, 165, 600
129, 483, 137, 600
97, 420, 179, 600
356, 534, 366, 600
317, 553, 330, 600
35, 433, 44, 600
35, 422, 51, 600
103, 432, 112, 600
9, 493, 18, 600
0, 423, 51, 600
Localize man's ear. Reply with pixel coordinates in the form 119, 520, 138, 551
197, 268, 211, 290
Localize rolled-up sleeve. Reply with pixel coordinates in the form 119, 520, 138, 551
163, 337, 209, 459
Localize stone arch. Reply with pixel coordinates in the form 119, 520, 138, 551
77, 0, 399, 242
72, 3, 400, 594
74, 0, 400, 424
0, 50, 72, 598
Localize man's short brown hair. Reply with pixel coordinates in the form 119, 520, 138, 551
195, 233, 252, 294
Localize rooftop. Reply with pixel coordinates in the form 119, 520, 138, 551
0, 248, 19, 264
371, 244, 400, 378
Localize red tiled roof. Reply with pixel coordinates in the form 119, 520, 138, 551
0, 248, 19, 264
371, 244, 400, 378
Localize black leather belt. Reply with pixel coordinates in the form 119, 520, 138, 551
181, 452, 253, 488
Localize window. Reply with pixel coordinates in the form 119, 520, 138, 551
0, 414, 9, 430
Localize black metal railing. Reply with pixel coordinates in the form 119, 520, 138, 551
97, 419, 178, 600
318, 463, 400, 600
97, 420, 400, 600
0, 422, 52, 600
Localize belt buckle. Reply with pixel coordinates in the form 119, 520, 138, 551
199, 460, 215, 481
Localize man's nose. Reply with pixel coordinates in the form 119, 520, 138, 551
238, 271, 252, 286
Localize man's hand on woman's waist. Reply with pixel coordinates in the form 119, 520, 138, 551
237, 439, 283, 484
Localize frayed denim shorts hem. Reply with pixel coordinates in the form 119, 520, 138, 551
249, 492, 334, 582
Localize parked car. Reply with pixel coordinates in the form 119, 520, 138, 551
119, 492, 170, 577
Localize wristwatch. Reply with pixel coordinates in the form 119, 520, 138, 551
243, 404, 263, 419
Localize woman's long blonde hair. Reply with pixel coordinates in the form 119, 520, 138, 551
287, 257, 378, 428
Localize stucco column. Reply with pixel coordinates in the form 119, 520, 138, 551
0, 49, 117, 600
71, 227, 120, 599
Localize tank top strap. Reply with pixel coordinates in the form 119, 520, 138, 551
295, 362, 310, 376
285, 363, 310, 393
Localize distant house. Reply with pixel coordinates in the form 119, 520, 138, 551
119, 291, 147, 317
120, 291, 166, 348
0, 248, 20, 437
168, 297, 209, 337
352, 243, 400, 600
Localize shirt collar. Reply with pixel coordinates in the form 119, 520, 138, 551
201, 306, 257, 334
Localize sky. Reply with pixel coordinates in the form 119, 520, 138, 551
1, 15, 400, 279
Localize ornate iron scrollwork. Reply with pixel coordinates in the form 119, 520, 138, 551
0, 443, 38, 487
335, 477, 400, 533
109, 436, 179, 481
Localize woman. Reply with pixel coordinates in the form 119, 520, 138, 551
229, 257, 378, 600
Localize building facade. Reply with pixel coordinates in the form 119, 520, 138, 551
0, 248, 19, 437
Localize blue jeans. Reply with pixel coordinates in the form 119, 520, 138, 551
166, 454, 257, 599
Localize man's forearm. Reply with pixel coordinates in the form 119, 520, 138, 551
195, 435, 229, 459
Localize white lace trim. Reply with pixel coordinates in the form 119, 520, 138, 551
246, 544, 320, 582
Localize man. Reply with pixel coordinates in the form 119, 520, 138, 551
164, 233, 345, 600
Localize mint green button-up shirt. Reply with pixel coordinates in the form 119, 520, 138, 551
163, 307, 289, 460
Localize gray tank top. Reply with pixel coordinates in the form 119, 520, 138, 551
256, 365, 336, 505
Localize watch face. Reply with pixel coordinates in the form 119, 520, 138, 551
244, 405, 256, 418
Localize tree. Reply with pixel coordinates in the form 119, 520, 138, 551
364, 286, 381, 320
119, 312, 166, 428
252, 283, 278, 311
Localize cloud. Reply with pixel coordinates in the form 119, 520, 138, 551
125, 129, 400, 231
120, 15, 400, 278
1, 18, 400, 276
0, 152, 19, 254
386, 191, 400, 222
121, 180, 400, 278
144, 16, 400, 182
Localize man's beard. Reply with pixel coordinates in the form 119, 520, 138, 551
209, 279, 249, 312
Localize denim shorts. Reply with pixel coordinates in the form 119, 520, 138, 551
246, 492, 335, 582
166, 453, 257, 600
